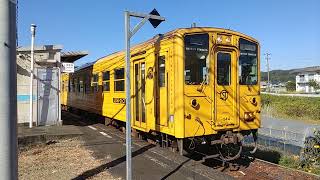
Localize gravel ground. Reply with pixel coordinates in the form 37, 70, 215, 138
18, 138, 121, 180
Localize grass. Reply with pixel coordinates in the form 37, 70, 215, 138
261, 94, 320, 122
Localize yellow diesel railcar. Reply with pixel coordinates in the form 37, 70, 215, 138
61, 27, 261, 160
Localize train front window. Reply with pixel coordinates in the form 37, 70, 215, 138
184, 33, 209, 85
239, 39, 258, 85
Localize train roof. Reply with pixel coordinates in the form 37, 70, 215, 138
75, 27, 258, 72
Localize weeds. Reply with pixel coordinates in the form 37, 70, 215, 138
279, 155, 320, 175
261, 94, 320, 122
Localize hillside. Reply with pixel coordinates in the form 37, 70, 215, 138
261, 70, 296, 83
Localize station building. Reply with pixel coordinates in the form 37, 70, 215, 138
16, 45, 87, 126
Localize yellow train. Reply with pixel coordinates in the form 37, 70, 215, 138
61, 27, 261, 160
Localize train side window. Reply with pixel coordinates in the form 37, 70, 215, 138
73, 78, 77, 92
74, 78, 78, 93
102, 71, 110, 91
91, 74, 99, 92
217, 52, 231, 85
79, 80, 84, 93
158, 56, 165, 87
114, 68, 125, 91
86, 75, 92, 93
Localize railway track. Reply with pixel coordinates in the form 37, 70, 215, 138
62, 110, 320, 180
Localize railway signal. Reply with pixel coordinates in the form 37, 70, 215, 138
124, 9, 165, 180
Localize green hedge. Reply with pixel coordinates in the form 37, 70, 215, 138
262, 94, 320, 121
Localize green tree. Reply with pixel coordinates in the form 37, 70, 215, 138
286, 81, 296, 91
308, 79, 320, 91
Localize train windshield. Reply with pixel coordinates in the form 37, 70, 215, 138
184, 34, 209, 85
239, 39, 258, 85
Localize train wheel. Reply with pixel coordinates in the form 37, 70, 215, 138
217, 141, 243, 161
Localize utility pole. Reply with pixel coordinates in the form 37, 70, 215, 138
264, 53, 271, 92
29, 24, 36, 128
124, 9, 164, 180
0, 0, 18, 179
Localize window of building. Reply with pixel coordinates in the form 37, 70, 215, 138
91, 74, 99, 92
102, 71, 110, 91
114, 68, 125, 91
184, 33, 209, 85
299, 75, 305, 82
309, 74, 314, 81
217, 52, 231, 85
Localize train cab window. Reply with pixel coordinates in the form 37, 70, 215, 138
217, 52, 231, 85
91, 74, 99, 92
239, 38, 258, 85
114, 68, 125, 91
158, 56, 165, 87
102, 71, 110, 91
184, 33, 209, 85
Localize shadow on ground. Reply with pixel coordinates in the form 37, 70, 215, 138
71, 144, 156, 180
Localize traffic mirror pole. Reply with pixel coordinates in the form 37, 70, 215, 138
124, 9, 164, 180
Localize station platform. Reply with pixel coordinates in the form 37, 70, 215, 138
17, 111, 234, 180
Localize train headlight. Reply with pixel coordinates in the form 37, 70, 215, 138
225, 36, 231, 43
244, 112, 255, 121
217, 35, 223, 43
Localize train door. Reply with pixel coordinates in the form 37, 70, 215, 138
133, 59, 147, 129
156, 52, 168, 127
214, 50, 239, 129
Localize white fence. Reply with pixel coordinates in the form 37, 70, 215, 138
245, 126, 320, 155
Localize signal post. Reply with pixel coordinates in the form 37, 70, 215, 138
124, 9, 165, 180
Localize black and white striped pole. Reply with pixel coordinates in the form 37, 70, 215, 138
124, 9, 164, 180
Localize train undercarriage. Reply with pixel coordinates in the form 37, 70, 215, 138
63, 105, 258, 162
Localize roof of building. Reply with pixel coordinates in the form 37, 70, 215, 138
61, 51, 89, 63
17, 45, 63, 52
290, 66, 320, 74
17, 45, 88, 63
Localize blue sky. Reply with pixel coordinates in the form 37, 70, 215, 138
18, 0, 320, 71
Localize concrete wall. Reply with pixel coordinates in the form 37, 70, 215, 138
16, 45, 62, 125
